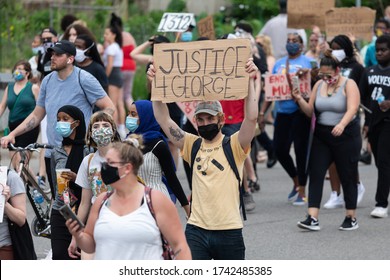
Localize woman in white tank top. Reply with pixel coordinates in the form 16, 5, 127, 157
65, 138, 191, 260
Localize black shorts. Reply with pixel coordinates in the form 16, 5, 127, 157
108, 67, 123, 88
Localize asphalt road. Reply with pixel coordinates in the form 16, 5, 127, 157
1, 131, 389, 260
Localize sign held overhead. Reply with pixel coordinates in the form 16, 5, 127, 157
325, 7, 376, 41
151, 39, 252, 102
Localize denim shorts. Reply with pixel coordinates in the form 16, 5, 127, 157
185, 224, 245, 260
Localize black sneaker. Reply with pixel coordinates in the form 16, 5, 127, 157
339, 216, 359, 231
297, 215, 320, 231
266, 152, 277, 168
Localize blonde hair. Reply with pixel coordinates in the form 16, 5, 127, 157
111, 134, 144, 175
86, 111, 121, 147
256, 34, 274, 57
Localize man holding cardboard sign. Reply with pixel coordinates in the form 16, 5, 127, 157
149, 56, 258, 259
151, 39, 251, 102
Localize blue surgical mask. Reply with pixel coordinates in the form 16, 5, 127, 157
56, 121, 74, 138
32, 46, 43, 55
286, 42, 301, 56
125, 116, 139, 132
181, 32, 193, 42
13, 70, 24, 82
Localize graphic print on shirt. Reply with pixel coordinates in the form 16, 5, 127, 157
367, 73, 390, 102
88, 167, 111, 197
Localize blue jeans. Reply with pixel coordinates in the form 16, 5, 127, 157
185, 224, 245, 260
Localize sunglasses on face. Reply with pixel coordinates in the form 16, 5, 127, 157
318, 73, 334, 80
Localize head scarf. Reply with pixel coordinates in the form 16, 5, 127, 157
57, 105, 86, 173
131, 100, 168, 145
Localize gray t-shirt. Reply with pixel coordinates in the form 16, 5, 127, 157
37, 67, 107, 157
0, 170, 25, 247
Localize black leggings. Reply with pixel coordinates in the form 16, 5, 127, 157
308, 121, 361, 209
368, 120, 390, 208
50, 209, 79, 260
273, 111, 310, 186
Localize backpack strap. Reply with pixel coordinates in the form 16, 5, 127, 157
87, 153, 94, 172
189, 138, 202, 191
221, 136, 246, 221
78, 68, 92, 107
98, 191, 114, 212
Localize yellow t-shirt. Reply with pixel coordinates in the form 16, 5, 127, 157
181, 132, 249, 230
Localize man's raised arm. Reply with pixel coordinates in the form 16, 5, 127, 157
148, 64, 185, 150
238, 58, 260, 151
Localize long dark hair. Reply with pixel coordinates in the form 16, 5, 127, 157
76, 34, 104, 67
107, 24, 122, 47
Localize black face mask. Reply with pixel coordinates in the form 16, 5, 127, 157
198, 123, 220, 141
101, 162, 123, 185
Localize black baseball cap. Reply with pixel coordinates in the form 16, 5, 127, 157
48, 40, 76, 56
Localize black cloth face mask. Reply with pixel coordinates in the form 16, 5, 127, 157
101, 162, 125, 185
197, 123, 220, 141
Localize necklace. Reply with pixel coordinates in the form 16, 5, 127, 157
326, 78, 340, 97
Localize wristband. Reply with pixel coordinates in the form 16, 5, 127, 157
259, 112, 265, 116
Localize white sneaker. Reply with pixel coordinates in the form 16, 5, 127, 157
370, 207, 388, 218
357, 181, 365, 205
324, 191, 344, 209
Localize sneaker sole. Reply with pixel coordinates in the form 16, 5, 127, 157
370, 213, 388, 218
339, 224, 359, 231
297, 222, 320, 231
292, 202, 306, 206
323, 203, 344, 209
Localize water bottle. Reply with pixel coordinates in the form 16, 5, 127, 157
33, 189, 44, 205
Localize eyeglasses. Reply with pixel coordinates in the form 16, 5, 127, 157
102, 161, 128, 168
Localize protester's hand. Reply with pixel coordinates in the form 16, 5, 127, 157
332, 123, 345, 137
61, 171, 77, 182
291, 87, 302, 103
1, 185, 11, 202
65, 219, 83, 238
68, 236, 81, 259
147, 63, 156, 83
379, 100, 390, 112
0, 135, 15, 149
245, 57, 258, 78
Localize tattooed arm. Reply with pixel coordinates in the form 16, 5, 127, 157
152, 101, 185, 150
1, 106, 45, 148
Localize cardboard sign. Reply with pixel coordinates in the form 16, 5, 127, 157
176, 101, 199, 128
157, 13, 195, 32
264, 73, 311, 101
287, 0, 335, 30
325, 7, 376, 41
151, 39, 252, 102
0, 166, 7, 223
197, 16, 215, 40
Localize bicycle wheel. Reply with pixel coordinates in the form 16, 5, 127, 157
31, 216, 51, 239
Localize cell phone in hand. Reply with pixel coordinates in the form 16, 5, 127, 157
59, 204, 85, 229
292, 76, 299, 91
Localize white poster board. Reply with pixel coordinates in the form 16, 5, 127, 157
0, 166, 7, 223
157, 13, 195, 32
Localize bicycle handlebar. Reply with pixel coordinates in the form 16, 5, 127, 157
8, 143, 54, 151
